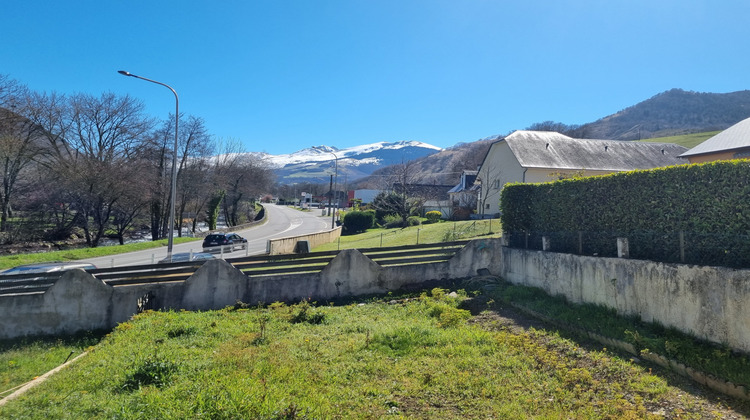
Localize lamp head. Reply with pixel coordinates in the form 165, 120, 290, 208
118, 70, 132, 77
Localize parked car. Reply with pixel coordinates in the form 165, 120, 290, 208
158, 252, 215, 264
1, 262, 97, 275
202, 232, 248, 253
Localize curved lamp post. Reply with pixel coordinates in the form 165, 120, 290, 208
118, 70, 179, 261
313, 147, 338, 229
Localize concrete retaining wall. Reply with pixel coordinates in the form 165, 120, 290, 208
267, 226, 342, 255
3, 239, 747, 356
0, 239, 501, 339
500, 247, 750, 354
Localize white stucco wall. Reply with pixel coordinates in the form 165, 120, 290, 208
477, 141, 525, 217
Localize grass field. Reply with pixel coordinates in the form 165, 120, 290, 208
314, 219, 501, 252
640, 131, 718, 149
2, 287, 745, 418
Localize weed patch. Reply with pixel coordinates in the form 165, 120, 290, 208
119, 356, 178, 392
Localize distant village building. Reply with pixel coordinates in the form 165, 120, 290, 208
347, 189, 381, 207
680, 117, 750, 163
393, 183, 453, 218
476, 130, 688, 217
448, 170, 478, 220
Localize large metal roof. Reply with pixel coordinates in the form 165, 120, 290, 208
680, 117, 750, 157
503, 130, 688, 171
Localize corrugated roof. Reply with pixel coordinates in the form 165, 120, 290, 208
504, 131, 688, 171
680, 117, 750, 157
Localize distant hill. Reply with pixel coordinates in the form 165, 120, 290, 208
354, 89, 750, 188
252, 141, 442, 184
565, 89, 750, 140
351, 137, 498, 189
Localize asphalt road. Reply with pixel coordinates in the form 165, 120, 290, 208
85, 204, 332, 268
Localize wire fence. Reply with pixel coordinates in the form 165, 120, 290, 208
506, 230, 750, 269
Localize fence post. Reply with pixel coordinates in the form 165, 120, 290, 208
679, 231, 685, 263
617, 237, 629, 258
524, 230, 529, 249
380, 232, 383, 247
542, 236, 551, 251
578, 231, 583, 254
417, 228, 421, 245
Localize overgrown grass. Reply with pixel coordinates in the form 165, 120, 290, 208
0, 237, 200, 270
1, 288, 743, 418
485, 280, 750, 390
0, 332, 104, 399
639, 131, 718, 149
314, 219, 501, 251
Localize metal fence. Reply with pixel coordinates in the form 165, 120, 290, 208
506, 230, 750, 268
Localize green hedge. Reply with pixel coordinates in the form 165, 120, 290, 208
500, 160, 750, 268
342, 210, 375, 235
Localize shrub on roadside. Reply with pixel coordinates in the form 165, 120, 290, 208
342, 210, 375, 234
406, 216, 421, 226
383, 214, 404, 229
425, 211, 442, 224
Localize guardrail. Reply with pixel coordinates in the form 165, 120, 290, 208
0, 241, 471, 295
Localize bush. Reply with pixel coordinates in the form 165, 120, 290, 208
406, 216, 421, 226
500, 160, 750, 267
383, 214, 404, 229
425, 211, 442, 223
342, 210, 375, 234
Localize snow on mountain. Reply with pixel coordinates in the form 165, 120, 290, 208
256, 140, 443, 184
266, 141, 441, 168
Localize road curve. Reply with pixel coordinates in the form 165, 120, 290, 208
85, 204, 332, 268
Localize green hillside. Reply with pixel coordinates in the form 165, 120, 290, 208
639, 130, 718, 149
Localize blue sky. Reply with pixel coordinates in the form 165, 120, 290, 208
2, 1, 749, 155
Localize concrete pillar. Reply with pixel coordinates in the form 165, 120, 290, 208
542, 236, 551, 251
617, 237, 629, 258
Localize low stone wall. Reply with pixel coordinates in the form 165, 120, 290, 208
267, 226, 342, 255
4, 239, 747, 357
500, 247, 750, 354
0, 238, 502, 339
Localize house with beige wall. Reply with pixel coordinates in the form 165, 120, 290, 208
680, 117, 750, 163
476, 130, 688, 217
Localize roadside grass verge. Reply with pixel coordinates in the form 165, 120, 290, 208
0, 237, 200, 270
484, 280, 750, 391
314, 219, 501, 251
1, 288, 744, 418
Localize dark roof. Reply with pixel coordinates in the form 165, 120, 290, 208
448, 170, 478, 193
504, 131, 688, 171
680, 117, 750, 157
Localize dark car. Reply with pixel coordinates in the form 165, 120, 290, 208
202, 232, 248, 253
158, 252, 215, 264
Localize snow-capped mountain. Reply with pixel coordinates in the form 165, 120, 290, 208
259, 141, 442, 184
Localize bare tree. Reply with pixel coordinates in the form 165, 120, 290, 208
0, 78, 47, 232
41, 92, 154, 247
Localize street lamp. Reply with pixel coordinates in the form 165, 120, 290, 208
118, 70, 179, 261
313, 147, 338, 229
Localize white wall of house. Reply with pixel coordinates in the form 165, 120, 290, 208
478, 141, 616, 216
477, 141, 524, 217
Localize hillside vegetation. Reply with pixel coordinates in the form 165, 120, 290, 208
639, 131, 719, 149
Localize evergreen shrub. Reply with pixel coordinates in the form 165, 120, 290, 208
500, 160, 750, 267
342, 210, 375, 234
